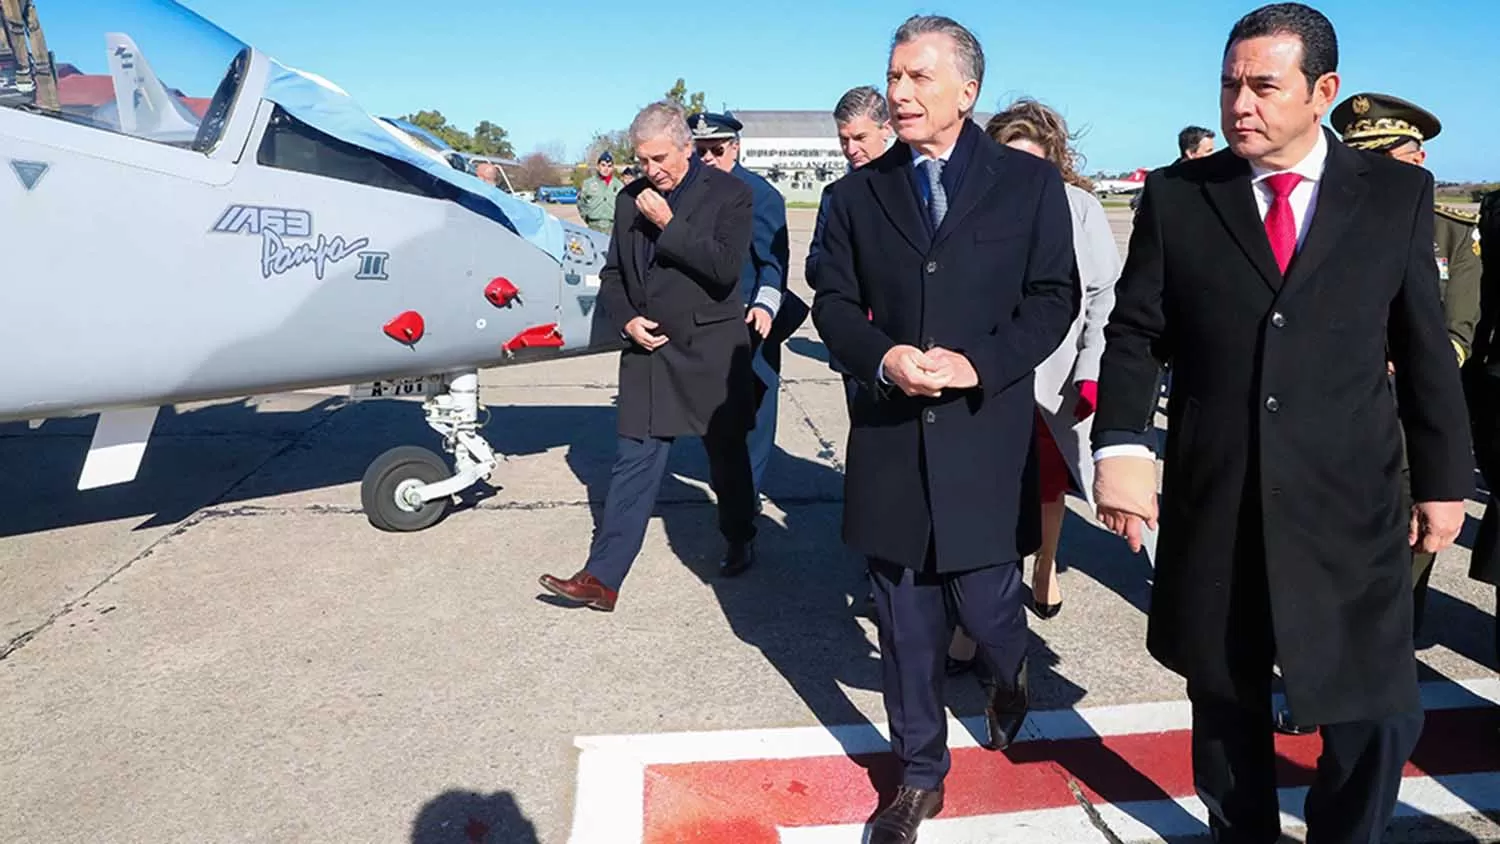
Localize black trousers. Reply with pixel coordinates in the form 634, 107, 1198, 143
1207, 482, 1422, 843
1193, 695, 1421, 843
583, 425, 756, 591
869, 556, 1028, 790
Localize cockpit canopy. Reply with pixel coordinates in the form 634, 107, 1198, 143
1, 0, 247, 151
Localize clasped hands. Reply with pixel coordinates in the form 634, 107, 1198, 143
1093, 456, 1467, 556
880, 344, 978, 397
625, 304, 773, 351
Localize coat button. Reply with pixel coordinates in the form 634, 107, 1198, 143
924, 410, 936, 424
1265, 395, 1280, 412
926, 261, 938, 274
1271, 312, 1286, 328
923, 337, 936, 350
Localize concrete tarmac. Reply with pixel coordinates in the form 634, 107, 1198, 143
2, 204, 1496, 843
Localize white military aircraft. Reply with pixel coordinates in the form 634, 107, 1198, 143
0, 0, 620, 531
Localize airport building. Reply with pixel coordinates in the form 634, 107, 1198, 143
732, 109, 994, 204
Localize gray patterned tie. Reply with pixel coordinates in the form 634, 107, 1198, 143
922, 158, 947, 230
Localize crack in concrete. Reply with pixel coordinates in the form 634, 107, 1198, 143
1, 405, 350, 662
780, 382, 846, 473
1064, 774, 1129, 844
0, 508, 217, 661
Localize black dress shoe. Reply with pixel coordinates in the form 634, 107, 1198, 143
869, 784, 943, 844
945, 656, 975, 676
983, 658, 1029, 751
720, 540, 755, 577
1274, 707, 1316, 736
1032, 599, 1062, 619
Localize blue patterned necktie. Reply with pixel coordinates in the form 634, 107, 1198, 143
922, 158, 947, 230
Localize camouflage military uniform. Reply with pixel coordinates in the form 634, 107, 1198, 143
1331, 91, 1483, 635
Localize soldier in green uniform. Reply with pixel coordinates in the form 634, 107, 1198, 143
1331, 91, 1483, 636
577, 150, 625, 234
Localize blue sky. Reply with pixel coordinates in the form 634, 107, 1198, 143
67, 0, 1500, 180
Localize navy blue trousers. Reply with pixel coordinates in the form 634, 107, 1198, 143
869, 556, 1029, 789
583, 429, 757, 591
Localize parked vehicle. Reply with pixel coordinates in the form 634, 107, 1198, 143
535, 185, 578, 204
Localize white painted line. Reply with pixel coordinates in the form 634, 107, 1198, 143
568, 679, 1500, 844
568, 746, 646, 844
572, 678, 1500, 765
776, 806, 1100, 844
772, 775, 1500, 844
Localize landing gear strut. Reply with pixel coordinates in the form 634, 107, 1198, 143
359, 371, 498, 532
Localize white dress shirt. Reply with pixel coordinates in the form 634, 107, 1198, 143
1093, 130, 1331, 463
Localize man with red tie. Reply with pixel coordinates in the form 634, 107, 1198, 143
1091, 3, 1471, 842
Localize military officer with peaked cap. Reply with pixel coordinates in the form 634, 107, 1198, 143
687, 110, 808, 503
1331, 91, 1482, 638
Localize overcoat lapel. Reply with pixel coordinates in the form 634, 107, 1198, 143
1203, 155, 1284, 293
867, 147, 931, 255
933, 146, 999, 252
1281, 135, 1369, 298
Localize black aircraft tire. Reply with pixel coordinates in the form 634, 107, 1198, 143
361, 446, 452, 532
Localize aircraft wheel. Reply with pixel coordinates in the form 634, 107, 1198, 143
361, 446, 452, 532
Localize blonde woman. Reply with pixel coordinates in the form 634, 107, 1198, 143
949, 98, 1121, 671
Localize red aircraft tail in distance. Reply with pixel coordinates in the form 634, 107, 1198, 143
1094, 167, 1149, 195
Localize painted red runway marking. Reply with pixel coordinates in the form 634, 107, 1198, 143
640, 706, 1500, 844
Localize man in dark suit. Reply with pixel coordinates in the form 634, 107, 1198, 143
1466, 187, 1500, 667
687, 110, 809, 501
538, 100, 759, 612
1091, 4, 1471, 841
807, 85, 894, 411
812, 15, 1079, 843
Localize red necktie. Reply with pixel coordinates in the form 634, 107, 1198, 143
1263, 172, 1303, 274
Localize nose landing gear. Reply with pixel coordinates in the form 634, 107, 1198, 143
358, 371, 498, 532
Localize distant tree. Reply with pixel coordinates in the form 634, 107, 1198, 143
664, 78, 707, 114
513, 151, 565, 192
472, 121, 515, 159
399, 110, 514, 159
569, 164, 592, 190
584, 128, 634, 168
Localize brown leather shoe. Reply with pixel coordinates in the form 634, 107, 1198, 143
538, 571, 617, 612
869, 784, 944, 844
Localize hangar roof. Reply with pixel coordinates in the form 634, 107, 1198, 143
732, 109, 996, 139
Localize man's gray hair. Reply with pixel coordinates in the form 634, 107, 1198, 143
629, 100, 691, 148
833, 86, 889, 126
891, 14, 985, 108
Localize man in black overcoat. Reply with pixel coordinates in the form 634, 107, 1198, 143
538, 100, 759, 612
811, 15, 1079, 844
1091, 5, 1472, 842
1465, 187, 1500, 666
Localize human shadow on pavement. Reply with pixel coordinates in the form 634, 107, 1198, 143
785, 336, 830, 365
0, 397, 618, 538
1416, 585, 1500, 671
641, 439, 886, 749
1057, 505, 1157, 617
942, 633, 1206, 835
410, 788, 540, 844
544, 392, 890, 748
